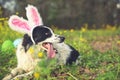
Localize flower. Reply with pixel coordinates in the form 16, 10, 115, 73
117, 40, 120, 45
80, 37, 87, 42
28, 47, 34, 54
70, 29, 74, 32
64, 30, 67, 33
106, 25, 116, 31
59, 31, 63, 35
34, 72, 40, 78
15, 12, 19, 15
15, 78, 19, 80
81, 27, 86, 32
38, 52, 43, 58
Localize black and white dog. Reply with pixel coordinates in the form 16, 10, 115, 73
3, 25, 80, 80
2, 5, 80, 80
31, 26, 80, 65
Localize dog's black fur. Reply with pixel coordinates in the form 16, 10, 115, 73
2, 25, 80, 80
22, 34, 33, 52
32, 26, 53, 44
66, 45, 80, 65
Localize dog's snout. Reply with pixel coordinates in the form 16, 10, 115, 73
59, 36, 65, 42
55, 34, 65, 43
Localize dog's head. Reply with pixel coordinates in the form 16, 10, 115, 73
31, 25, 65, 58
31, 26, 65, 44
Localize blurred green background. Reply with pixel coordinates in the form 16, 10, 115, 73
0, 0, 120, 29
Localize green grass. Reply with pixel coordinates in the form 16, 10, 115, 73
0, 25, 120, 80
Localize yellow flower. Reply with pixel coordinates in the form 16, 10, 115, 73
106, 25, 116, 31
80, 37, 87, 42
70, 29, 74, 32
34, 72, 40, 78
81, 27, 86, 32
117, 40, 120, 44
38, 52, 43, 58
15, 78, 19, 80
16, 12, 19, 15
28, 47, 34, 54
59, 31, 63, 35
64, 30, 67, 33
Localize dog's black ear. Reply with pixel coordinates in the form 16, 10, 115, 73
32, 26, 52, 44
22, 34, 33, 52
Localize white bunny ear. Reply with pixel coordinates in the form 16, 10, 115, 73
26, 5, 43, 27
9, 15, 31, 35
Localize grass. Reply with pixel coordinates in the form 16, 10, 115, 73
0, 23, 120, 80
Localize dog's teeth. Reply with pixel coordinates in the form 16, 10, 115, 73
53, 48, 57, 53
54, 49, 58, 54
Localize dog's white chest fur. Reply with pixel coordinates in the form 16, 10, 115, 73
16, 42, 40, 72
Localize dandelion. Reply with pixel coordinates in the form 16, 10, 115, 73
15, 78, 19, 80
0, 17, 5, 20
81, 27, 86, 32
16, 12, 19, 15
38, 52, 43, 58
64, 30, 67, 33
34, 72, 40, 78
28, 47, 34, 54
59, 31, 63, 35
111, 26, 116, 31
117, 40, 120, 45
80, 37, 87, 42
70, 29, 74, 32
106, 24, 116, 31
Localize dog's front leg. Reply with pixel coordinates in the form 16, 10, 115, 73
12, 71, 33, 80
2, 67, 24, 80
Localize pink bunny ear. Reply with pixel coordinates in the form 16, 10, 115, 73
9, 15, 31, 35
26, 5, 43, 27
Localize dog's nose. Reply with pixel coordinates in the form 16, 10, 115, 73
59, 36, 65, 42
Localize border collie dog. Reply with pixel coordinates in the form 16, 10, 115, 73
3, 26, 80, 80
31, 26, 80, 65
24, 26, 80, 65
2, 5, 80, 80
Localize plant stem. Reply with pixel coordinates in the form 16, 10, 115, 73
67, 72, 78, 80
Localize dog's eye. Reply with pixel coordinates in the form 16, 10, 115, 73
45, 32, 52, 37
45, 33, 49, 35
45, 33, 51, 36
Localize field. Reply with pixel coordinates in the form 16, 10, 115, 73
0, 23, 120, 80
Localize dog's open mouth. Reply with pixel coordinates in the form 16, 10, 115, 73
42, 43, 56, 58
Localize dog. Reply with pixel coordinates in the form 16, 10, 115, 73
3, 25, 80, 80
31, 26, 80, 65
28, 25, 80, 65
2, 5, 80, 80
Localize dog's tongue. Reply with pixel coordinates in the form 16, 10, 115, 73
46, 43, 55, 58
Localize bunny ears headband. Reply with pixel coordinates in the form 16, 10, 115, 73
8, 5, 43, 44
